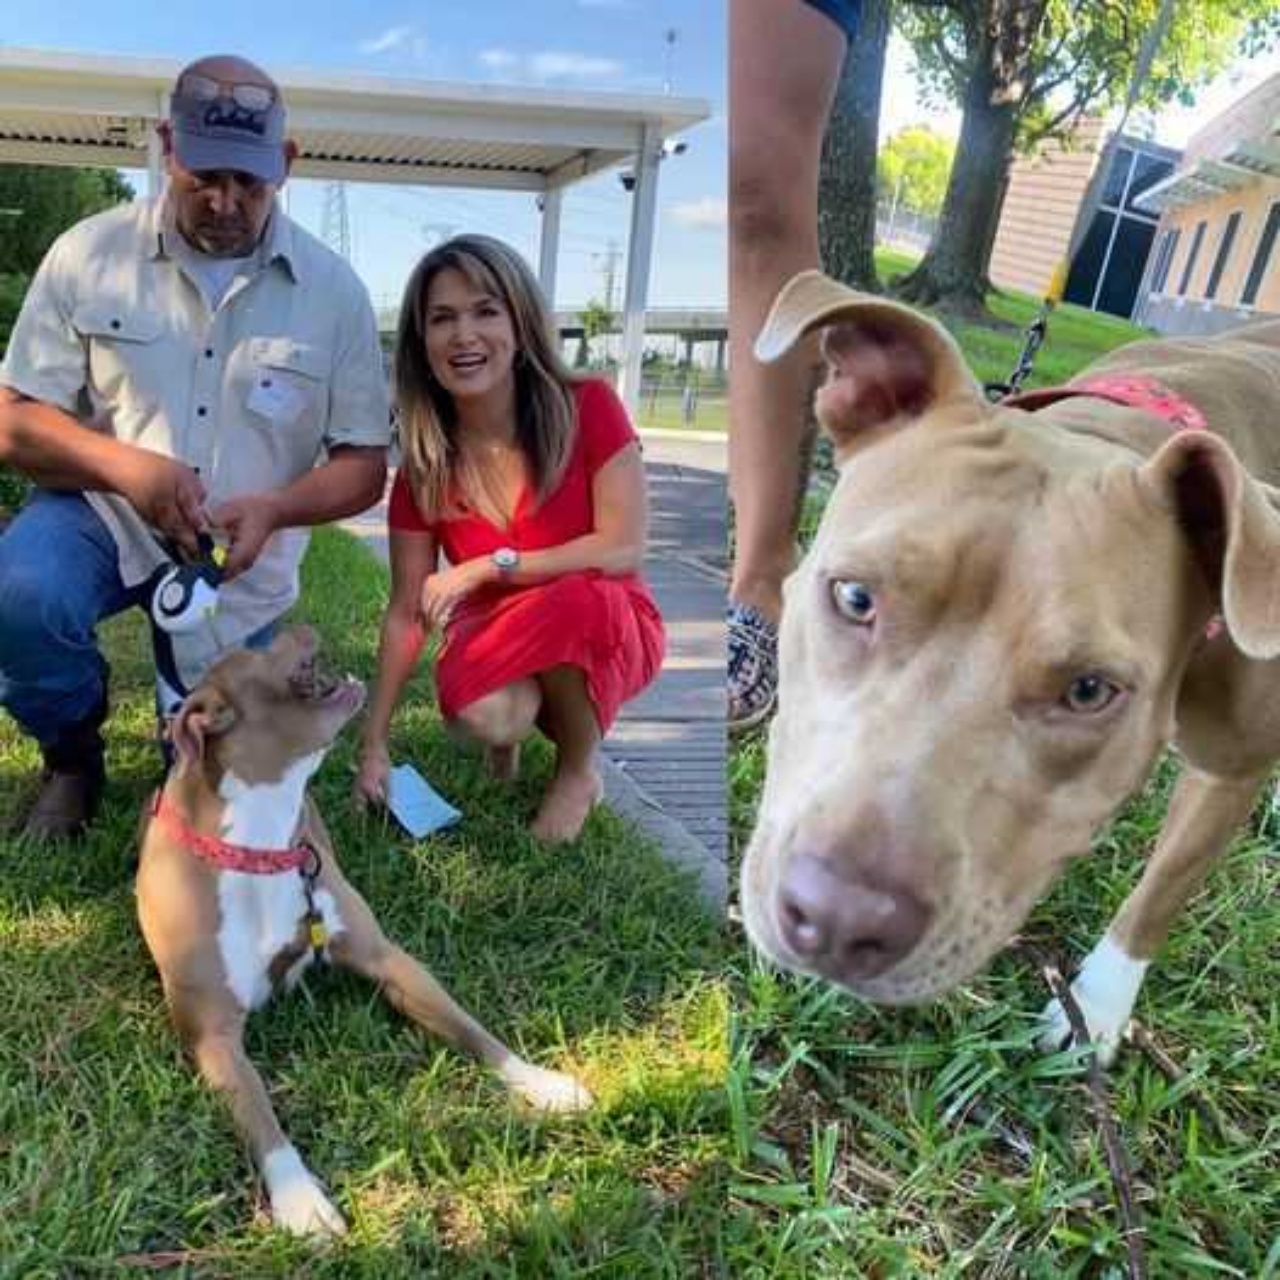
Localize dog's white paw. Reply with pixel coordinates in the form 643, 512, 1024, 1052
1036, 991, 1126, 1067
263, 1146, 347, 1238
1035, 933, 1149, 1068
503, 1060, 594, 1112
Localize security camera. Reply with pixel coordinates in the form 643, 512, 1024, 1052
619, 169, 636, 192
662, 140, 688, 158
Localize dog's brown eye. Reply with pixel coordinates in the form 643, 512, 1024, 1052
831, 580, 876, 625
1062, 673, 1120, 715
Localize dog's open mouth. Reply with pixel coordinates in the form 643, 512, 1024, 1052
288, 655, 364, 709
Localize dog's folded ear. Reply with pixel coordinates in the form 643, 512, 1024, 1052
170, 687, 238, 775
754, 270, 986, 452
1141, 431, 1280, 660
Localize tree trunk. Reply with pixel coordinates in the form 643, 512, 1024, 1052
818, 0, 893, 292
895, 0, 1047, 320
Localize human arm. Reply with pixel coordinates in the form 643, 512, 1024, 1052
0, 387, 210, 556
354, 524, 438, 806
418, 442, 647, 627
208, 445, 387, 580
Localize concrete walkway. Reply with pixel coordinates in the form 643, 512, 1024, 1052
340, 430, 728, 907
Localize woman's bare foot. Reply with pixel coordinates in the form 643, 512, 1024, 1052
530, 766, 603, 844
484, 743, 521, 782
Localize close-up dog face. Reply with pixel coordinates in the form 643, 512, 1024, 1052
740, 271, 1266, 1004
170, 625, 366, 785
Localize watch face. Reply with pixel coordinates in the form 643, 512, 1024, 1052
494, 547, 519, 571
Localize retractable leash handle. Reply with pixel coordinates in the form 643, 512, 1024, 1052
150, 532, 227, 634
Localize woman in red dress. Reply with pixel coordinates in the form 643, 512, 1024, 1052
354, 235, 665, 842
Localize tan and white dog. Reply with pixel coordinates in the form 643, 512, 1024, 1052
741, 270, 1280, 1064
137, 626, 590, 1237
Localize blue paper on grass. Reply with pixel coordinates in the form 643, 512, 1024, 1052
387, 764, 462, 838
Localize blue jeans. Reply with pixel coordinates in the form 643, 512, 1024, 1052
0, 490, 274, 750
0, 491, 149, 747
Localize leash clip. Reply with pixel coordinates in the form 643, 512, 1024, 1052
297, 840, 328, 959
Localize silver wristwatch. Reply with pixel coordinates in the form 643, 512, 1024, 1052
492, 546, 520, 574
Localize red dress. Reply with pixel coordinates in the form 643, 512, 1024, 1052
387, 379, 665, 731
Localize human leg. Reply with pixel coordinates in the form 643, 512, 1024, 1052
0, 491, 145, 837
530, 665, 602, 844
445, 676, 541, 780
728, 0, 848, 728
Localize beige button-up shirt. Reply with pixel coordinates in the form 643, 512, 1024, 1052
1, 192, 390, 682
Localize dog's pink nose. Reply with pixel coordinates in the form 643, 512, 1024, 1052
777, 853, 930, 982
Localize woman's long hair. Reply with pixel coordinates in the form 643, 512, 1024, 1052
394, 234, 579, 520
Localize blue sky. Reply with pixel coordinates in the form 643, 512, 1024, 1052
2, 0, 727, 310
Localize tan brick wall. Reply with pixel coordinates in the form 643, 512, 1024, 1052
990, 119, 1105, 296
1153, 179, 1280, 314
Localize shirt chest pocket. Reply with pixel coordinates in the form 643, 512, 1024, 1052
246, 338, 327, 436
74, 307, 165, 410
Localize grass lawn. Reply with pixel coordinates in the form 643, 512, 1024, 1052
730, 266, 1280, 1276
0, 528, 734, 1276
635, 390, 728, 436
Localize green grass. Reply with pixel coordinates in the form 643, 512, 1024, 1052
729, 262, 1280, 1275
876, 247, 1150, 391
0, 528, 734, 1276
635, 390, 728, 435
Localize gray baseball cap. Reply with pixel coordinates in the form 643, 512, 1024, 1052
170, 76, 288, 184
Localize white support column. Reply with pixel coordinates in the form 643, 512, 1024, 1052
617, 124, 662, 413
537, 187, 563, 305
146, 91, 165, 196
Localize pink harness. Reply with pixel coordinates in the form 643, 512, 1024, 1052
150, 789, 316, 875
1004, 372, 1209, 434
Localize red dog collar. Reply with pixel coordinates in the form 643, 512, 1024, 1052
1004, 373, 1208, 434
150, 790, 316, 875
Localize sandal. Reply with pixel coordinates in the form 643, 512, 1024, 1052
727, 601, 779, 733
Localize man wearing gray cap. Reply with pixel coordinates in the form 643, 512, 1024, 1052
0, 55, 391, 841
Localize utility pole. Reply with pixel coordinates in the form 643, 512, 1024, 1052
320, 181, 351, 260
595, 239, 622, 312
662, 27, 678, 95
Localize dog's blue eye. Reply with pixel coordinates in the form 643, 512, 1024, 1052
1062, 673, 1120, 714
831, 580, 876, 625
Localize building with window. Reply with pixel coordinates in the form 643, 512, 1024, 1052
989, 119, 1179, 320
1134, 73, 1280, 336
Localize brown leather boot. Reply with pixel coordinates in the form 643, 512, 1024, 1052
22, 706, 107, 842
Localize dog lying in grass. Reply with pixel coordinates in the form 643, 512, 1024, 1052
137, 625, 591, 1236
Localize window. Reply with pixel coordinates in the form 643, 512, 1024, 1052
1177, 221, 1206, 297
1152, 228, 1179, 293
1205, 212, 1242, 300
1241, 201, 1280, 307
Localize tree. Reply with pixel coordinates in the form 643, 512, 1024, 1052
0, 165, 133, 276
1, 165, 133, 359
575, 298, 614, 368
877, 125, 955, 219
894, 0, 1280, 319
818, 0, 894, 291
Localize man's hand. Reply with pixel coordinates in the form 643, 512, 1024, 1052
208, 493, 282, 580
419, 557, 497, 630
113, 450, 209, 556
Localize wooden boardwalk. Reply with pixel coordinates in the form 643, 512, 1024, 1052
604, 441, 727, 867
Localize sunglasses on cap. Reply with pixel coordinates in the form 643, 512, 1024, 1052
178, 73, 277, 113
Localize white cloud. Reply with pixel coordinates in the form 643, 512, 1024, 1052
670, 197, 727, 231
529, 51, 623, 79
479, 48, 520, 70
359, 25, 416, 55
479, 48, 623, 81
